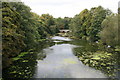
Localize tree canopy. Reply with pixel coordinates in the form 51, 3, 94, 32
2, 2, 119, 69
69, 6, 112, 41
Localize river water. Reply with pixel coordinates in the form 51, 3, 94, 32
33, 36, 106, 78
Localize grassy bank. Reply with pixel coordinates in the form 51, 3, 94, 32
71, 40, 119, 78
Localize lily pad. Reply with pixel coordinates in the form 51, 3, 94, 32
91, 57, 100, 60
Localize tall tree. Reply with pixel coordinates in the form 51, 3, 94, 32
100, 14, 118, 46
10, 2, 41, 50
69, 6, 112, 41
2, 2, 25, 68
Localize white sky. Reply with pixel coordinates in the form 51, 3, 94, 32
21, 0, 120, 18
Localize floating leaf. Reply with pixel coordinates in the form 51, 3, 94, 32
91, 57, 100, 60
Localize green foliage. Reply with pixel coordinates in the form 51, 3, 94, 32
2, 2, 58, 69
10, 2, 39, 50
12, 52, 28, 61
54, 17, 71, 30
69, 9, 90, 39
73, 42, 117, 77
2, 40, 55, 78
2, 2, 26, 68
69, 6, 112, 41
100, 14, 118, 46
39, 14, 58, 36
54, 17, 64, 29
3, 51, 37, 78
2, 2, 119, 79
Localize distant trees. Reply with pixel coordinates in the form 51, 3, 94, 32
39, 14, 58, 36
69, 6, 119, 48
69, 6, 112, 41
69, 9, 90, 39
54, 17, 71, 30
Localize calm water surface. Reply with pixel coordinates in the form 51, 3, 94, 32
33, 36, 106, 78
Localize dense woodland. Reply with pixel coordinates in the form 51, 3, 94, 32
2, 2, 72, 69
2, 2, 120, 78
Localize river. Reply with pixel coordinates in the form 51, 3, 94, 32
33, 36, 106, 78
3, 36, 108, 78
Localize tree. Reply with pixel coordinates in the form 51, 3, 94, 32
2, 2, 25, 68
69, 6, 112, 41
10, 2, 42, 50
87, 6, 108, 41
39, 14, 58, 36
100, 14, 118, 46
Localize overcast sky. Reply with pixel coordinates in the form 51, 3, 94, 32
21, 0, 119, 18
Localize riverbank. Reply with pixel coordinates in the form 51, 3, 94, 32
70, 40, 119, 78
2, 36, 119, 79
48, 36, 119, 78
2, 39, 55, 78
33, 36, 106, 78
